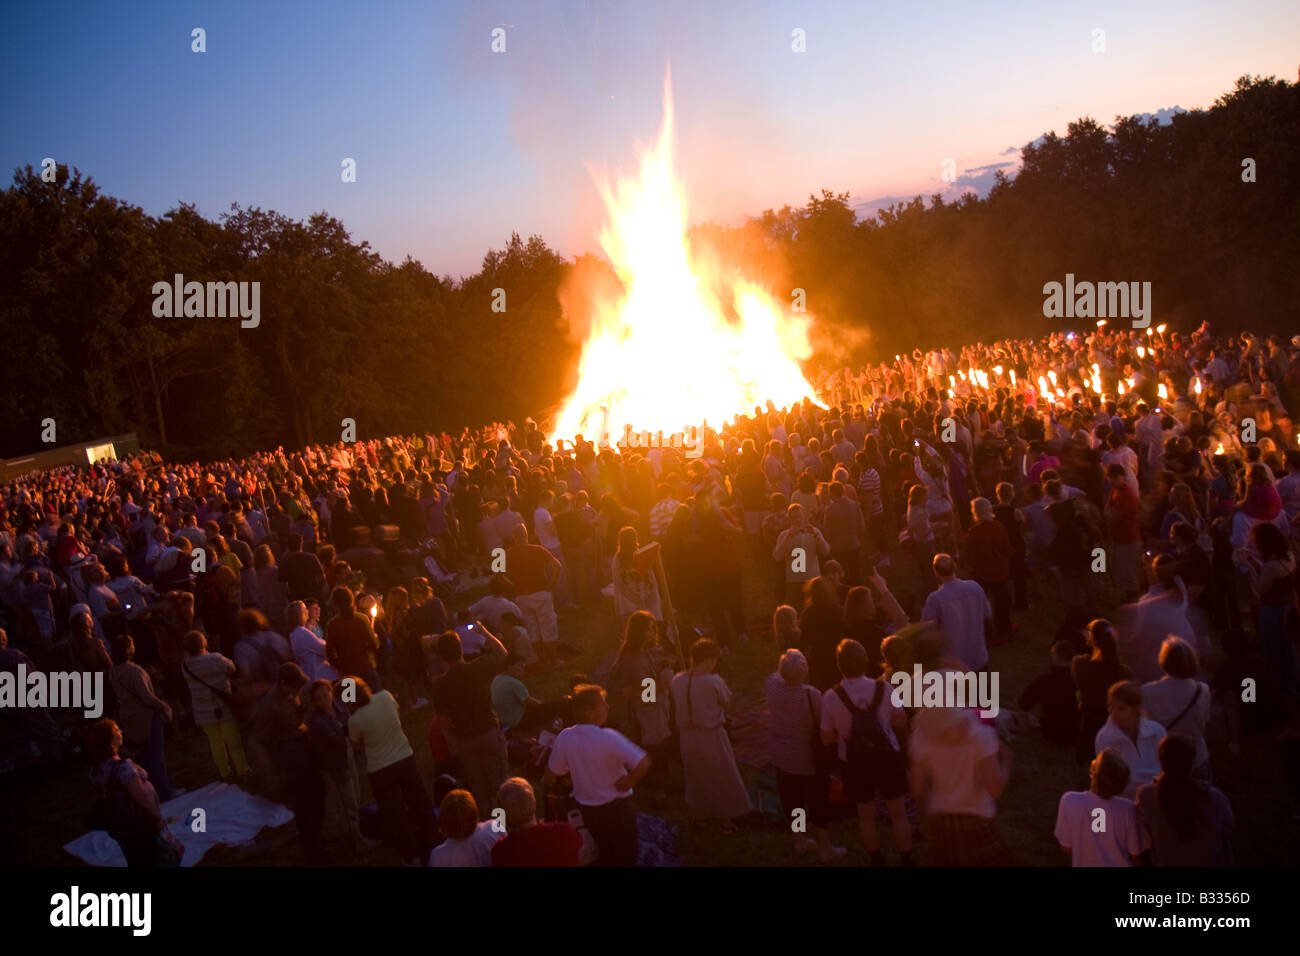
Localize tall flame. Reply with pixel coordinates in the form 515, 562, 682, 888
550, 74, 819, 444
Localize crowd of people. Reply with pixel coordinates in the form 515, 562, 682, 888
2, 321, 1299, 867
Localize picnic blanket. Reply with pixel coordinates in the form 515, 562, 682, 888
63, 781, 292, 867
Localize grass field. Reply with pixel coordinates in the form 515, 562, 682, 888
4, 540, 1298, 867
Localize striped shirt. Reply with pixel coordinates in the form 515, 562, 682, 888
857, 468, 883, 515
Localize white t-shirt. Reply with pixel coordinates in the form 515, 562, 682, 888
909, 714, 1000, 818
547, 723, 647, 807
291, 626, 338, 683
1054, 790, 1147, 866
820, 676, 901, 761
1141, 677, 1211, 768
533, 507, 562, 550
428, 820, 501, 867
1095, 718, 1166, 798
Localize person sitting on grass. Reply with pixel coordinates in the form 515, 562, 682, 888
1015, 640, 1081, 748
429, 788, 502, 867
490, 777, 581, 867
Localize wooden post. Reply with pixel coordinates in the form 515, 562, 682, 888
653, 548, 679, 655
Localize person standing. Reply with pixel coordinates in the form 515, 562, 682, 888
347, 677, 434, 865
109, 634, 175, 802
1104, 464, 1143, 601
965, 498, 1013, 645
544, 684, 651, 867
532, 490, 571, 609
306, 678, 366, 854
765, 648, 845, 863
181, 630, 249, 782
503, 534, 562, 662
671, 639, 751, 833
1135, 734, 1234, 866
820, 638, 912, 865
773, 503, 830, 607
921, 554, 993, 672
251, 663, 326, 863
431, 624, 509, 810
1094, 681, 1166, 798
909, 705, 1013, 866
823, 481, 866, 587
325, 586, 381, 690
85, 719, 183, 867
1141, 637, 1212, 781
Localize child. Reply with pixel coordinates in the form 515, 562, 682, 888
1015, 640, 1080, 747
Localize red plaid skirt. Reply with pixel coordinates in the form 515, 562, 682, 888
926, 813, 1013, 866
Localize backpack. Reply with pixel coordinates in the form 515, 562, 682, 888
834, 680, 892, 772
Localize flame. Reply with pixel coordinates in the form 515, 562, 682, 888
1156, 324, 1167, 334
1215, 442, 1225, 456
1194, 377, 1202, 395
1158, 383, 1168, 400
549, 75, 819, 444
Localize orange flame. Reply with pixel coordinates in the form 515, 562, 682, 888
550, 74, 819, 444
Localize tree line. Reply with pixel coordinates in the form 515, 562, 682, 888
1, 73, 1294, 461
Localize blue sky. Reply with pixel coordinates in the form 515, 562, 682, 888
3, 0, 1297, 277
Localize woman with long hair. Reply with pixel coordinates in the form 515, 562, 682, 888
1159, 483, 1204, 541
772, 604, 799, 649
1135, 733, 1234, 865
1071, 619, 1131, 764
610, 611, 674, 807
386, 585, 429, 708
801, 576, 846, 691
611, 525, 663, 632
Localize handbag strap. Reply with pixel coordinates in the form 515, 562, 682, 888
183, 657, 232, 701
1167, 683, 1203, 731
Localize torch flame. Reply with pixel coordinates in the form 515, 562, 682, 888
550, 75, 819, 443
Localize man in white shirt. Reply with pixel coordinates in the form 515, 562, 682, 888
820, 639, 910, 865
544, 685, 650, 867
1114, 557, 1203, 684
921, 554, 992, 671
1094, 682, 1166, 798
532, 491, 569, 608
1054, 748, 1148, 866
